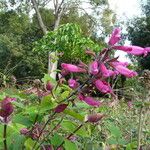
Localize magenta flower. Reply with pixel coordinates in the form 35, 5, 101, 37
94, 80, 112, 94
61, 63, 86, 73
112, 61, 129, 67
83, 96, 101, 107
89, 61, 99, 75
0, 97, 16, 118
113, 45, 148, 56
108, 28, 121, 45
68, 79, 79, 89
99, 63, 115, 78
114, 65, 137, 78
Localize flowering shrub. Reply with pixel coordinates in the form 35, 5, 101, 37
0, 28, 150, 150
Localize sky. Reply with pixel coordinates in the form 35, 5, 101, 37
108, 0, 142, 63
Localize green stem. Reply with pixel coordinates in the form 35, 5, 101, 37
56, 123, 85, 149
3, 122, 7, 150
137, 107, 143, 150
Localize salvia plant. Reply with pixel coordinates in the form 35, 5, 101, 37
0, 28, 150, 150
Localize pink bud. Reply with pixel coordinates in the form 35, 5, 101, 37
20, 128, 30, 135
99, 63, 115, 78
78, 93, 84, 101
86, 113, 104, 123
83, 96, 102, 107
114, 65, 137, 78
61, 63, 86, 73
127, 101, 133, 109
95, 80, 112, 94
89, 61, 99, 75
54, 104, 68, 113
68, 79, 79, 89
46, 81, 53, 91
108, 28, 121, 45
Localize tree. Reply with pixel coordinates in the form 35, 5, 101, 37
127, 0, 150, 70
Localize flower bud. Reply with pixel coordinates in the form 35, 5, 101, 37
20, 128, 30, 135
86, 113, 104, 123
54, 104, 68, 113
46, 81, 53, 91
89, 61, 99, 75
0, 97, 16, 118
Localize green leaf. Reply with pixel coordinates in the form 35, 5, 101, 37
24, 138, 36, 150
64, 140, 78, 150
13, 114, 33, 127
40, 95, 56, 113
63, 109, 84, 121
42, 74, 57, 84
12, 101, 25, 109
108, 124, 122, 138
51, 133, 64, 147
106, 137, 118, 145
61, 121, 89, 137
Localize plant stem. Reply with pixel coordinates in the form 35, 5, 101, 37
56, 123, 85, 149
35, 117, 64, 150
32, 112, 56, 150
3, 123, 7, 150
137, 107, 143, 150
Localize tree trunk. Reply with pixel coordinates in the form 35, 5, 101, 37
31, 0, 64, 80
31, 0, 47, 35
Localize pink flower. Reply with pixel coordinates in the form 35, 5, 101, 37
0, 97, 16, 118
83, 96, 101, 107
89, 61, 99, 75
108, 28, 121, 45
99, 63, 115, 78
113, 46, 147, 56
94, 80, 112, 94
61, 63, 86, 73
68, 79, 79, 89
114, 65, 137, 78
112, 61, 129, 67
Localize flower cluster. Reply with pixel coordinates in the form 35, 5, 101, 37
60, 28, 150, 108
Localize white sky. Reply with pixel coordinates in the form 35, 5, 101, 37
108, 0, 142, 63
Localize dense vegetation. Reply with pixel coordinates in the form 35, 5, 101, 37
0, 0, 150, 150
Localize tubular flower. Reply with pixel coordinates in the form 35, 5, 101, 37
83, 96, 101, 107
99, 63, 115, 78
111, 61, 129, 67
113, 45, 148, 56
95, 80, 112, 94
0, 97, 16, 118
114, 65, 137, 78
68, 79, 79, 89
108, 28, 121, 45
61, 63, 86, 73
89, 61, 99, 75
